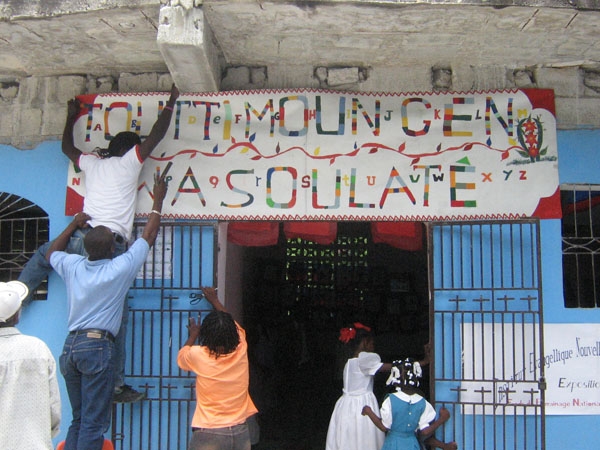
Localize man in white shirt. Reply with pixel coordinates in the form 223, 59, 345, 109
19, 83, 179, 402
0, 280, 61, 450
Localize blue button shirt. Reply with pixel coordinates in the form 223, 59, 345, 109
50, 238, 149, 336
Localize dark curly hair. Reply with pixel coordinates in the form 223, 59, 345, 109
108, 131, 141, 157
199, 310, 240, 358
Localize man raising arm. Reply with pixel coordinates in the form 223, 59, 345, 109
20, 83, 179, 402
46, 175, 167, 450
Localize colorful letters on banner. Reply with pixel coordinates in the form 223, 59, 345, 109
66, 88, 560, 221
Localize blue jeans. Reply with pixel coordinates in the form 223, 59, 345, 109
60, 331, 115, 450
189, 423, 251, 450
20, 228, 129, 388
18, 229, 89, 304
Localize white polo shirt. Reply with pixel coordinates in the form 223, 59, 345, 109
78, 145, 144, 240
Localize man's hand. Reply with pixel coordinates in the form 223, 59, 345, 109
153, 172, 168, 204
72, 212, 91, 229
46, 212, 91, 262
66, 99, 81, 121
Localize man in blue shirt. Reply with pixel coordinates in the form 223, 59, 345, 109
46, 175, 167, 450
20, 84, 179, 403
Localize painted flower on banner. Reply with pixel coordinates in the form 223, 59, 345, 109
516, 115, 547, 162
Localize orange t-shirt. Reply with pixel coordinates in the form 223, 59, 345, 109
177, 323, 258, 428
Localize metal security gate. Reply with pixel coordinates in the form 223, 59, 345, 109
429, 221, 546, 450
111, 221, 218, 450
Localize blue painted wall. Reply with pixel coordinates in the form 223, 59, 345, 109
2, 129, 600, 449
541, 130, 600, 449
0, 142, 73, 446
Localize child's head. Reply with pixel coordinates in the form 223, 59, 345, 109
386, 357, 422, 390
339, 322, 374, 354
199, 310, 240, 358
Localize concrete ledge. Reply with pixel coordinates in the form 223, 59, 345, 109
157, 5, 219, 93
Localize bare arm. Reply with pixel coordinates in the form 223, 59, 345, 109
423, 435, 458, 450
201, 286, 226, 313
379, 362, 393, 372
418, 407, 451, 439
181, 286, 225, 347
141, 173, 168, 247
62, 99, 83, 164
361, 406, 389, 433
45, 213, 91, 262
138, 84, 180, 161
418, 342, 431, 367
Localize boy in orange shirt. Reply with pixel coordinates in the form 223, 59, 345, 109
178, 287, 258, 450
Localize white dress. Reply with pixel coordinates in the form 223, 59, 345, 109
325, 351, 386, 450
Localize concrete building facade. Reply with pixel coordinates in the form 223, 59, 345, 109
1, 1, 599, 449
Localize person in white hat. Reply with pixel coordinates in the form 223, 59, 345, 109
0, 280, 61, 450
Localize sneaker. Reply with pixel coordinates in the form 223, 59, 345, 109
113, 384, 146, 403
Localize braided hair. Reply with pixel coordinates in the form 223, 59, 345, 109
386, 357, 422, 390
199, 310, 240, 359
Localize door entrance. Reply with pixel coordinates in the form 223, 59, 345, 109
108, 220, 545, 450
242, 222, 430, 449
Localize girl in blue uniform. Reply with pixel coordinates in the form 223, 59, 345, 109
362, 358, 457, 450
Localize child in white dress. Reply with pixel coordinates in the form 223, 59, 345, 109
325, 323, 392, 450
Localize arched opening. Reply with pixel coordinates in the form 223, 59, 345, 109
0, 192, 49, 300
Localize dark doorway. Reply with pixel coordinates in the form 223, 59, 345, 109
241, 222, 430, 450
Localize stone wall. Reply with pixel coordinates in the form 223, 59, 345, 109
2, 65, 598, 149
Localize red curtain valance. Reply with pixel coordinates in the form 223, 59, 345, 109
370, 222, 424, 251
227, 221, 279, 246
283, 221, 338, 245
227, 221, 424, 250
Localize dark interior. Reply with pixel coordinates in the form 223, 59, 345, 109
241, 222, 430, 449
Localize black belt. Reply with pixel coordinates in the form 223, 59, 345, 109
69, 328, 115, 342
113, 233, 125, 244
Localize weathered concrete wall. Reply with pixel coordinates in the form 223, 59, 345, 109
2, 65, 598, 149
1, 0, 599, 149
0, 73, 173, 149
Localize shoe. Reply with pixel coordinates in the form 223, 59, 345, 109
113, 384, 146, 403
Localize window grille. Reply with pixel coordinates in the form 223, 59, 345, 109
0, 192, 49, 300
560, 184, 600, 308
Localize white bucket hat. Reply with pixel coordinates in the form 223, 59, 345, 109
0, 281, 29, 322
